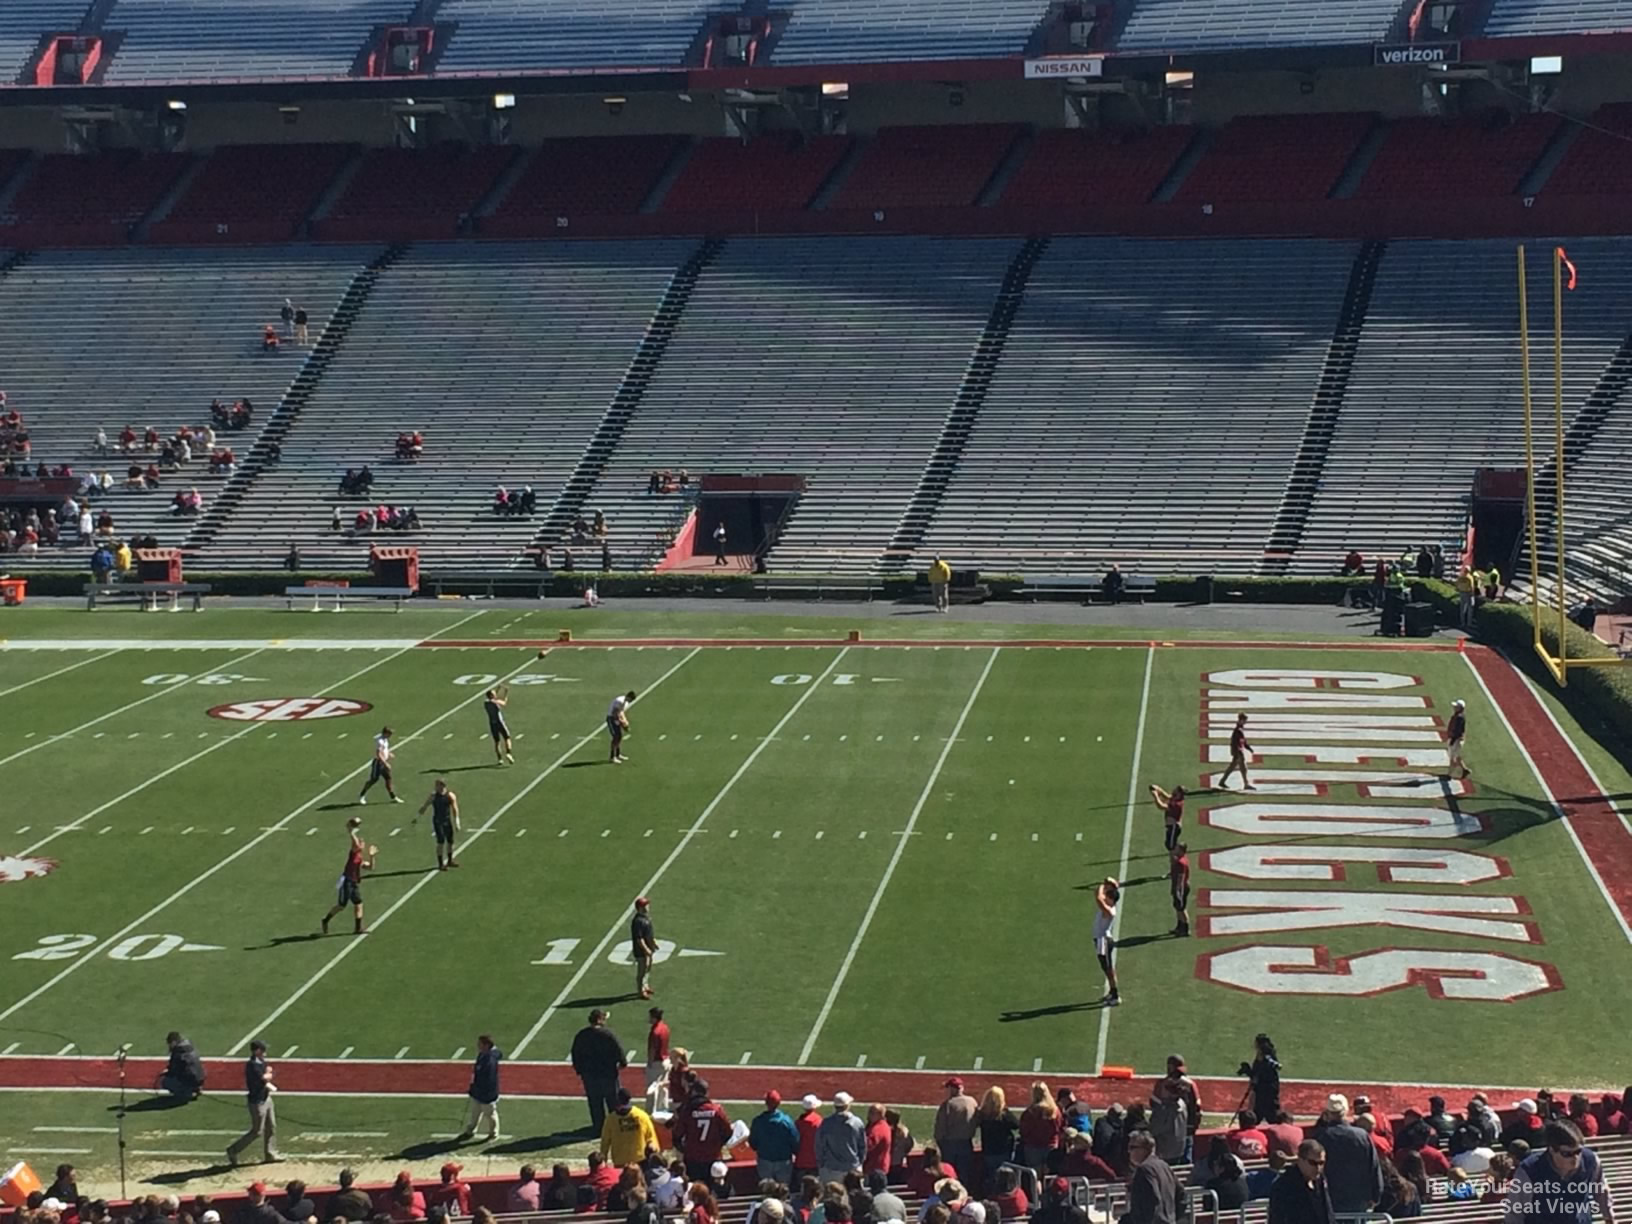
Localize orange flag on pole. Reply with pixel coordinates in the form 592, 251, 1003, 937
1557, 247, 1578, 291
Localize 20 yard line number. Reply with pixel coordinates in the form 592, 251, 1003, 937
16, 933, 221, 962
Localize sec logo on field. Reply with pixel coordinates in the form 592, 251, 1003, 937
207, 698, 374, 722
0, 856, 58, 884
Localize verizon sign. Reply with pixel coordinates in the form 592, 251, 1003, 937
1374, 42, 1459, 65
1024, 56, 1104, 79
208, 697, 373, 722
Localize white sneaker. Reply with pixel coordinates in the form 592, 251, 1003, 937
391, 796, 404, 804
357, 796, 367, 805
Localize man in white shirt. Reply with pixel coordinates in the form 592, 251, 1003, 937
1094, 877, 1121, 1007
357, 726, 403, 804
607, 691, 636, 764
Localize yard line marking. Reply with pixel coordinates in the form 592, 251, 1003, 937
55, 1043, 75, 1055
302, 733, 313, 740
8, 1148, 93, 1155
451, 1047, 465, 1060
1033, 1058, 1044, 1072
134, 1149, 366, 1159
151, 1129, 242, 1137
127, 732, 140, 739
915, 1056, 925, 1070
179, 826, 194, 835
0, 650, 122, 699
1094, 645, 1156, 1075
856, 1055, 867, 1067
14, 624, 487, 859
740, 1051, 752, 1065
515, 829, 527, 838
298, 1131, 386, 1139
815, 830, 824, 840
601, 829, 611, 838
139, 827, 152, 836
281, 1045, 299, 1058
14, 826, 28, 834
98, 827, 111, 836
1470, 653, 1632, 944
857, 831, 866, 839
644, 829, 654, 838
389, 828, 401, 837
306, 827, 318, 836
514, 646, 852, 1058
772, 830, 781, 839
223, 826, 235, 835
0, 614, 510, 1030
227, 648, 705, 1056
2, 1043, 20, 1054
33, 1126, 117, 1134
558, 828, 569, 838
798, 647, 999, 1065
974, 1056, 984, 1070
338, 1046, 354, 1059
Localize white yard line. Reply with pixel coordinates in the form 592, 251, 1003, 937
511, 646, 852, 1058
16, 612, 488, 858
1094, 645, 1156, 1074
0, 616, 520, 1029
225, 647, 703, 1055
796, 647, 999, 1065
0, 650, 122, 699
0, 648, 270, 770
1463, 653, 1632, 945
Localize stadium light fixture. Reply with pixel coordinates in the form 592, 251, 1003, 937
493, 92, 516, 109
821, 82, 848, 97
604, 95, 626, 115
1165, 70, 1193, 88
1530, 55, 1563, 75
165, 99, 186, 110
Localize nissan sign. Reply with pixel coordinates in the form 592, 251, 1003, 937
1374, 42, 1459, 65
1024, 56, 1105, 79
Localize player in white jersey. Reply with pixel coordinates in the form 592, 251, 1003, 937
607, 690, 636, 764
1093, 877, 1121, 1007
357, 725, 403, 804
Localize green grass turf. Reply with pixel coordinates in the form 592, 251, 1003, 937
4, 604, 1632, 1196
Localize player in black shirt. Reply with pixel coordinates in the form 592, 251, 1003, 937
485, 689, 514, 765
1447, 699, 1470, 779
631, 897, 657, 999
418, 779, 461, 870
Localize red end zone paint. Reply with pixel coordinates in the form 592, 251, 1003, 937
0, 1056, 1600, 1120
420, 638, 1464, 652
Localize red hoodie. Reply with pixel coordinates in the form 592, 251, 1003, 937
677, 1098, 732, 1166
796, 1109, 821, 1169
864, 1119, 891, 1173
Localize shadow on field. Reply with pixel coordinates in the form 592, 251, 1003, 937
481, 1128, 596, 1156
244, 932, 326, 950
147, 1161, 235, 1186
560, 991, 639, 1009
418, 765, 497, 774
118, 1095, 191, 1114
999, 1000, 1108, 1022
562, 761, 604, 769
398, 1136, 467, 1161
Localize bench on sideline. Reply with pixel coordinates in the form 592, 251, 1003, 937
84, 582, 212, 612
286, 585, 415, 611
756, 574, 880, 601
1019, 573, 1156, 603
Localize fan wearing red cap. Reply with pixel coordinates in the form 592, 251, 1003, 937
243, 1181, 282, 1224
750, 1090, 800, 1185
386, 1171, 425, 1224
934, 1078, 978, 1188
427, 1164, 471, 1217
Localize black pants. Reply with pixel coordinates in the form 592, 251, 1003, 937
582, 1073, 619, 1132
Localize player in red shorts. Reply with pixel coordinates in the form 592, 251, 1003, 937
1149, 783, 1186, 852
320, 816, 376, 935
1169, 841, 1191, 938
1216, 712, 1257, 791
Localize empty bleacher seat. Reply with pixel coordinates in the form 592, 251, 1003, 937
1117, 0, 1404, 51
1002, 126, 1193, 209
1485, 0, 1632, 36
0, 149, 191, 244
435, 0, 737, 72
0, 246, 378, 558
917, 236, 1357, 574
1177, 113, 1374, 204
662, 134, 851, 214
1541, 103, 1632, 197
149, 143, 352, 243
489, 136, 685, 224
580, 236, 1017, 574
210, 240, 694, 571
101, 0, 410, 83
1354, 113, 1561, 201
0, 0, 90, 82
770, 0, 1050, 63
1292, 237, 1632, 573
318, 144, 517, 239
829, 124, 1024, 210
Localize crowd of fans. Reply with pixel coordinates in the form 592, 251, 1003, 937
395, 433, 424, 463
494, 486, 537, 517
648, 470, 691, 495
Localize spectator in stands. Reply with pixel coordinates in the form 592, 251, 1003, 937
1263, 1112, 1303, 1158
144, 463, 162, 489
989, 1168, 1026, 1220
1313, 1096, 1380, 1215
262, 325, 279, 353
294, 306, 309, 345
1567, 1096, 1599, 1137
1375, 1161, 1420, 1220
818, 1094, 867, 1186
1018, 1083, 1062, 1174
1465, 1096, 1498, 1146
1415, 545, 1434, 579
280, 299, 295, 338
861, 1105, 891, 1178
1341, 549, 1364, 575
1506, 1119, 1616, 1224
172, 489, 202, 517
1503, 1100, 1545, 1148
77, 505, 93, 543
90, 543, 113, 584
1124, 1130, 1179, 1224
1228, 1112, 1269, 1160
278, 1181, 314, 1223
232, 400, 253, 430
649, 470, 664, 494
144, 426, 160, 453
714, 521, 729, 566
96, 509, 114, 536
328, 1170, 371, 1222
114, 539, 132, 573
1431, 544, 1446, 579
593, 510, 608, 538
521, 486, 536, 515
507, 1167, 541, 1214
494, 486, 509, 516
1102, 565, 1126, 604
1028, 1179, 1086, 1224
284, 543, 301, 573
601, 542, 612, 572
1354, 1113, 1391, 1159
1424, 1097, 1456, 1145
1571, 597, 1601, 635
1269, 1140, 1332, 1224
211, 400, 229, 428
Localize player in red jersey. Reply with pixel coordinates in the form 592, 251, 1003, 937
675, 1077, 732, 1181
1216, 713, 1257, 791
320, 816, 376, 935
1169, 841, 1191, 937
1149, 783, 1186, 852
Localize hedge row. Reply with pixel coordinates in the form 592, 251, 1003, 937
1475, 600, 1632, 753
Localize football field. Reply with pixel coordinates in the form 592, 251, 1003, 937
2, 603, 1630, 1193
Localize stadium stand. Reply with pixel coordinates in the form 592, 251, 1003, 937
210, 240, 693, 570
434, 0, 737, 72
0, 0, 89, 83
1484, 0, 1632, 36
314, 144, 518, 240
1176, 113, 1375, 204
577, 236, 1017, 574
1001, 126, 1194, 209
1292, 237, 1632, 572
480, 136, 684, 232
0, 246, 377, 557
1354, 112, 1562, 201
769, 0, 1050, 63
0, 149, 191, 246
661, 133, 852, 214
1541, 103, 1632, 197
147, 143, 354, 244
915, 237, 1357, 575
99, 0, 411, 83
1115, 0, 1406, 51
827, 124, 1025, 210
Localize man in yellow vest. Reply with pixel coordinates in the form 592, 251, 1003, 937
1456, 568, 1479, 629
928, 557, 952, 613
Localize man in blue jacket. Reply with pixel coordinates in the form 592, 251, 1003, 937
750, 1091, 800, 1187
455, 1034, 503, 1143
